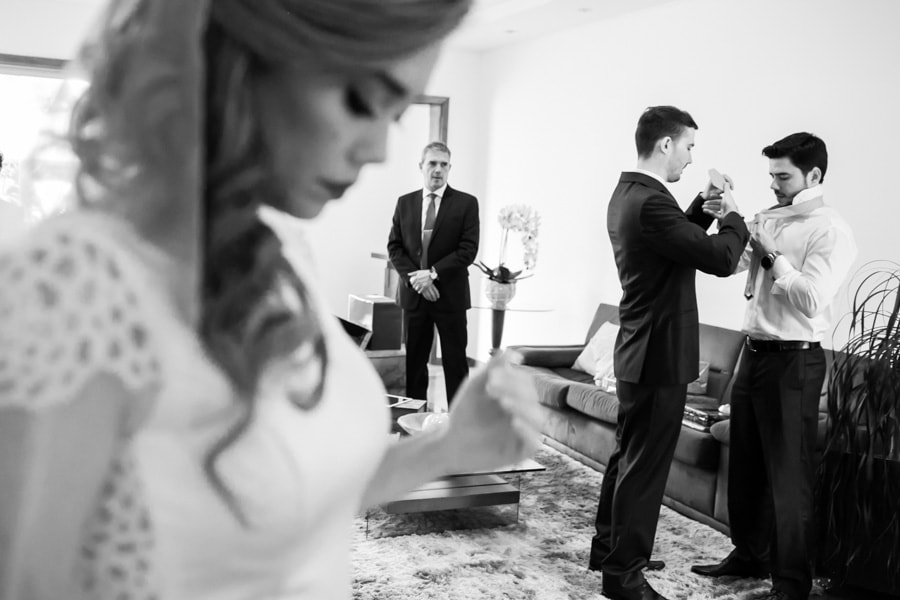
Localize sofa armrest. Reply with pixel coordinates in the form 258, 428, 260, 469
507, 344, 584, 368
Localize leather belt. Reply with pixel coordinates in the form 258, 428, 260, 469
746, 337, 821, 352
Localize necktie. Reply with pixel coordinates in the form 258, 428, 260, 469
421, 192, 436, 268
743, 197, 825, 299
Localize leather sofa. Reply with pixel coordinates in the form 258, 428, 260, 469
509, 303, 748, 534
511, 302, 832, 535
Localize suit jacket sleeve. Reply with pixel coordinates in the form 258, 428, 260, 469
640, 193, 749, 277
684, 193, 715, 229
387, 195, 418, 288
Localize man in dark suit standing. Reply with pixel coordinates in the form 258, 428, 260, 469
590, 106, 750, 600
388, 141, 479, 406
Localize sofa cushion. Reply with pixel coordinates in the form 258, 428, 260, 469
514, 345, 584, 368
710, 414, 829, 450
565, 382, 619, 425
516, 366, 573, 410
687, 361, 710, 395
709, 419, 729, 444
584, 303, 621, 343
698, 324, 746, 400
685, 394, 720, 409
551, 367, 595, 385
572, 322, 618, 382
673, 426, 720, 470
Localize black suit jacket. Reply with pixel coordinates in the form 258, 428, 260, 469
607, 172, 749, 385
387, 185, 479, 312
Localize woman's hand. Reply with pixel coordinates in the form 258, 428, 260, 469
442, 351, 542, 473
359, 351, 542, 509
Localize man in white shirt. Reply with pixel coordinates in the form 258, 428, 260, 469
692, 133, 857, 600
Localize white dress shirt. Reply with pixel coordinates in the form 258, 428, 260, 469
736, 185, 857, 342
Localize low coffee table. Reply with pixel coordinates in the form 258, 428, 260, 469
379, 410, 546, 517
382, 458, 546, 515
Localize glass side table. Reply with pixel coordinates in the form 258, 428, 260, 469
472, 305, 552, 355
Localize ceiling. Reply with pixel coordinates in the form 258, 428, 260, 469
448, 0, 679, 51
48, 0, 678, 53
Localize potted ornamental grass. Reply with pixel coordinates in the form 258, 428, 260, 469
816, 261, 900, 596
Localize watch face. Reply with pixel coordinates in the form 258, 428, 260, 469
761, 254, 773, 270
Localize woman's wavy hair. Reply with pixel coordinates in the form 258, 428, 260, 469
68, 0, 472, 524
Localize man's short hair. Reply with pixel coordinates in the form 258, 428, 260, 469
420, 141, 451, 163
762, 132, 828, 183
635, 106, 698, 158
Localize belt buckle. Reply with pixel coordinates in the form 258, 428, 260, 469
745, 336, 757, 353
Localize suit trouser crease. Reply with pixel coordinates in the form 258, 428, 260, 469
591, 381, 686, 589
727, 347, 825, 599
403, 304, 469, 404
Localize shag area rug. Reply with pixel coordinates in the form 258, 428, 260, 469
352, 444, 826, 600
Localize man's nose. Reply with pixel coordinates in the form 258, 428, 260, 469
770, 179, 779, 191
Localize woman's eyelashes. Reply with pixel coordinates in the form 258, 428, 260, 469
344, 87, 376, 118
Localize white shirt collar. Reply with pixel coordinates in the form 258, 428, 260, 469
791, 184, 824, 206
424, 184, 447, 200
632, 168, 671, 193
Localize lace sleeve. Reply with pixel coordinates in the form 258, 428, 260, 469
0, 219, 162, 413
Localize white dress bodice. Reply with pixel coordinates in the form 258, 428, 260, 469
0, 211, 389, 599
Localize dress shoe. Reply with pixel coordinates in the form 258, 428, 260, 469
589, 559, 664, 572
645, 559, 665, 571
752, 590, 791, 600
690, 554, 768, 578
602, 580, 669, 600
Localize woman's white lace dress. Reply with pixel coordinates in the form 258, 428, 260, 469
0, 211, 390, 599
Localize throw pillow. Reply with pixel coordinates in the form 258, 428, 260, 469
687, 360, 710, 395
572, 322, 619, 385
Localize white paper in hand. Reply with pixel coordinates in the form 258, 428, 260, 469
708, 168, 727, 192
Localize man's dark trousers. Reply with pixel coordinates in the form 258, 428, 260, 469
404, 304, 468, 405
590, 381, 687, 590
728, 346, 826, 600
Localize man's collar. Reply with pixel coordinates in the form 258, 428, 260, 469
424, 184, 448, 199
792, 184, 824, 206
630, 169, 672, 194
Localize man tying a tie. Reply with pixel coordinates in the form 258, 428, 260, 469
388, 141, 479, 407
692, 133, 858, 600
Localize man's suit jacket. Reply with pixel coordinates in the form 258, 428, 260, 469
387, 185, 479, 312
607, 172, 749, 385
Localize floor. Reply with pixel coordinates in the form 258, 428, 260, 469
425, 367, 897, 600
425, 363, 449, 412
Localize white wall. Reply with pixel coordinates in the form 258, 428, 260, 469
0, 0, 101, 59
473, 0, 900, 356
5, 0, 897, 360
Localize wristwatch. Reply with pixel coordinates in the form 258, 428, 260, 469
761, 250, 782, 270
429, 267, 438, 280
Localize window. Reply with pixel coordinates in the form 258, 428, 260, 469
0, 54, 80, 236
